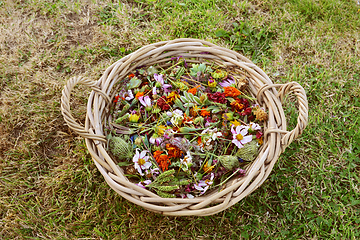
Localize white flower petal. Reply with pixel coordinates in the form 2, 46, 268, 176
240, 135, 253, 145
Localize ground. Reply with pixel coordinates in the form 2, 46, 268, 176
0, 0, 359, 239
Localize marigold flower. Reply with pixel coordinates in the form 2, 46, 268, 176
200, 107, 211, 117
166, 144, 182, 159
153, 150, 171, 171
166, 91, 179, 103
188, 85, 200, 95
230, 98, 245, 111
128, 73, 135, 79
135, 92, 144, 99
224, 87, 241, 97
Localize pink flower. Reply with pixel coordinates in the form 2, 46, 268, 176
154, 73, 172, 93
219, 79, 235, 87
132, 149, 152, 176
194, 173, 214, 195
137, 180, 152, 189
231, 125, 253, 149
139, 95, 152, 111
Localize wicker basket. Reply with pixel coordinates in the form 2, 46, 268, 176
61, 38, 308, 216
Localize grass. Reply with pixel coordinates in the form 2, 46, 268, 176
0, 0, 359, 239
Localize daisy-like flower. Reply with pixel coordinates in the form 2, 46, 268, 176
132, 149, 152, 176
170, 109, 184, 126
219, 78, 236, 87
180, 151, 193, 171
249, 122, 261, 131
201, 128, 223, 150
123, 90, 134, 101
231, 125, 253, 149
154, 73, 172, 93
149, 133, 164, 146
139, 95, 152, 111
194, 173, 214, 195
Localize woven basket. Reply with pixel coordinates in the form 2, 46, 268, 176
61, 38, 308, 216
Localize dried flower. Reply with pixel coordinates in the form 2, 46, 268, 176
207, 92, 226, 104
133, 149, 152, 176
200, 107, 211, 117
157, 97, 171, 111
254, 108, 268, 121
166, 144, 183, 159
129, 113, 140, 123
139, 95, 152, 111
224, 87, 241, 97
231, 125, 253, 149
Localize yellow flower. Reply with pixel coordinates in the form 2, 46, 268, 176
208, 79, 217, 88
156, 125, 166, 135
203, 161, 215, 173
230, 120, 241, 126
129, 113, 140, 123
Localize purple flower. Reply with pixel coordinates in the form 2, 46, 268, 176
219, 79, 236, 87
154, 73, 172, 93
194, 173, 214, 195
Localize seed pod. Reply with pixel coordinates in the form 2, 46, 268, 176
108, 136, 134, 161
236, 140, 259, 161
218, 155, 239, 170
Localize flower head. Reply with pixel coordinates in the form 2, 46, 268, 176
139, 95, 152, 111
207, 92, 226, 104
129, 113, 140, 123
231, 125, 253, 148
132, 149, 152, 176
224, 87, 241, 97
154, 73, 172, 93
219, 79, 236, 87
123, 90, 134, 101
157, 97, 171, 111
194, 173, 214, 195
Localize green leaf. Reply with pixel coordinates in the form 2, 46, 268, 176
118, 161, 133, 167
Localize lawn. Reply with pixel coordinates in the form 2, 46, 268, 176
0, 0, 359, 239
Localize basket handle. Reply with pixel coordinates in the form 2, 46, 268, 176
61, 76, 110, 142
257, 82, 309, 150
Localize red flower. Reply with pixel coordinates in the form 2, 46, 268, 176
207, 92, 226, 104
157, 97, 170, 111
256, 131, 263, 139
113, 95, 120, 103
241, 107, 252, 116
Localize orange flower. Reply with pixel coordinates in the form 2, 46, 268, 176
157, 155, 171, 171
230, 98, 245, 111
153, 150, 164, 159
203, 161, 215, 173
224, 87, 241, 97
128, 73, 135, 79
200, 107, 210, 117
166, 144, 182, 159
135, 92, 144, 99
188, 85, 201, 95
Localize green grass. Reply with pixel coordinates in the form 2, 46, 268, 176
1, 0, 360, 239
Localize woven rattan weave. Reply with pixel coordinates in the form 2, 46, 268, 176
61, 38, 308, 216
